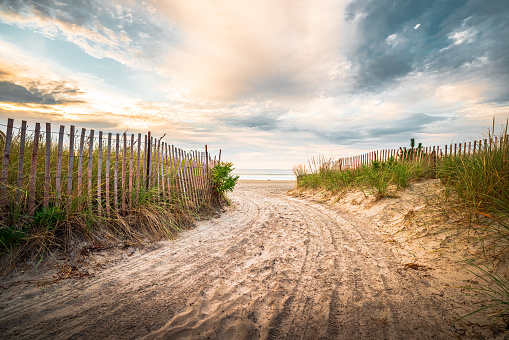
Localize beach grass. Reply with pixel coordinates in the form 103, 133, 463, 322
293, 122, 509, 321
0, 129, 218, 270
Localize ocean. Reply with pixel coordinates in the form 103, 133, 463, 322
233, 169, 296, 181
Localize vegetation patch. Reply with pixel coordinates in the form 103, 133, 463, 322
292, 122, 509, 326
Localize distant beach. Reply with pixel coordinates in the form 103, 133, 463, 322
233, 169, 295, 181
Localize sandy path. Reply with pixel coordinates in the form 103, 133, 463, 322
0, 181, 454, 339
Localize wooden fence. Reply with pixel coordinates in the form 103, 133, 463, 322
336, 136, 509, 170
0, 118, 221, 217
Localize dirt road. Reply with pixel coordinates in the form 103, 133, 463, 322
0, 181, 461, 339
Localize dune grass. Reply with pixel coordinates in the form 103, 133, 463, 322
293, 122, 509, 322
0, 128, 219, 270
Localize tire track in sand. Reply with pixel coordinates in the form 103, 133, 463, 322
0, 181, 453, 339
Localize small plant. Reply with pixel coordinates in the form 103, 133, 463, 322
0, 225, 28, 252
32, 206, 66, 232
211, 162, 239, 202
457, 262, 509, 323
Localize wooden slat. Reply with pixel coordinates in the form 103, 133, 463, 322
165, 143, 172, 202
185, 151, 197, 206
55, 125, 64, 206
175, 147, 186, 206
181, 149, 192, 207
150, 136, 155, 190
44, 123, 51, 208
1, 118, 14, 203
146, 132, 151, 190
97, 131, 103, 216
177, 148, 185, 203
142, 134, 147, 190
191, 151, 204, 205
77, 127, 86, 198
67, 125, 75, 199
121, 133, 126, 214
28, 123, 40, 215
16, 121, 27, 204
199, 151, 206, 196
160, 142, 166, 201
129, 134, 134, 208
156, 139, 161, 200
152, 137, 157, 190
190, 152, 200, 205
114, 133, 119, 214
105, 133, 112, 216
205, 145, 209, 181
168, 144, 175, 200
192, 151, 202, 201
87, 129, 94, 210
136, 133, 141, 199
186, 150, 195, 205
184, 151, 198, 207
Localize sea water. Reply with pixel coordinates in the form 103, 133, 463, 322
233, 169, 296, 181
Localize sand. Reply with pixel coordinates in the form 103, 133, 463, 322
0, 180, 507, 339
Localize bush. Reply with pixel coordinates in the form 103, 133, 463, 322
211, 162, 239, 201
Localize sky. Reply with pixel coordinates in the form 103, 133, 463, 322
0, 0, 508, 169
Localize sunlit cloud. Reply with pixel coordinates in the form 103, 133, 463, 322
0, 0, 508, 169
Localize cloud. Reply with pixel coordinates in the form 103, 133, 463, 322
216, 111, 282, 131
0, 80, 84, 104
151, 0, 350, 101
0, 0, 179, 72
344, 0, 509, 96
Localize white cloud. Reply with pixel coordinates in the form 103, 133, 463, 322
151, 0, 351, 101
448, 27, 477, 45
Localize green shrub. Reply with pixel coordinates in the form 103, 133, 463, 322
211, 162, 239, 201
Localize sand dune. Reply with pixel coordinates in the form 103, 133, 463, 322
0, 180, 503, 339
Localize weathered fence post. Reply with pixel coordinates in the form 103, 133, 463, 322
146, 131, 151, 190
44, 123, 51, 209
121, 133, 126, 214
105, 133, 112, 216
77, 128, 86, 199
55, 125, 64, 206
97, 131, 103, 216
87, 129, 94, 210
67, 125, 75, 200
16, 120, 27, 204
114, 133, 119, 215
1, 118, 14, 204
28, 123, 40, 215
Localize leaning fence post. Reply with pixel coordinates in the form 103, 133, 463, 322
67, 125, 75, 200
129, 134, 134, 208
205, 145, 209, 198
87, 129, 94, 211
77, 128, 86, 199
44, 123, 51, 209
16, 120, 27, 205
28, 123, 41, 215
136, 133, 141, 199
146, 131, 151, 190
97, 131, 103, 216
121, 133, 126, 214
114, 133, 119, 214
1, 118, 14, 204
55, 125, 64, 206
105, 133, 112, 216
